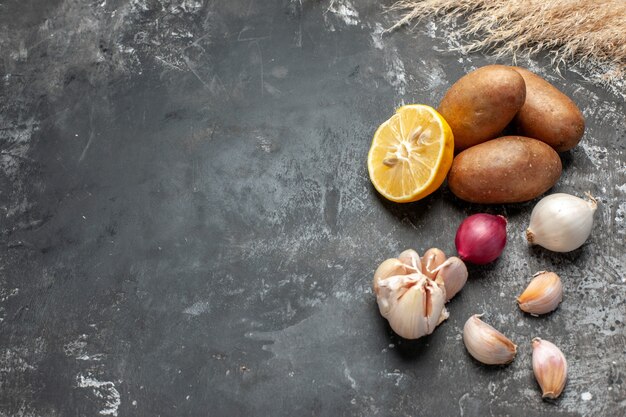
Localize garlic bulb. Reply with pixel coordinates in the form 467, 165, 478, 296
421, 248, 446, 279
432, 256, 468, 301
376, 273, 449, 339
532, 338, 567, 399
517, 271, 563, 315
526, 193, 597, 252
463, 314, 517, 365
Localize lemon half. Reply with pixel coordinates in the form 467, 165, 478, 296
367, 104, 454, 203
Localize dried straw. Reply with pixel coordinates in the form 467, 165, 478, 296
388, 0, 626, 80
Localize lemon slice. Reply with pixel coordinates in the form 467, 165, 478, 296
367, 104, 454, 203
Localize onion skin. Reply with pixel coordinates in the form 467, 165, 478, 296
455, 214, 507, 264
526, 193, 597, 252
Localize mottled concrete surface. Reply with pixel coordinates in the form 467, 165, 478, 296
0, 1, 624, 416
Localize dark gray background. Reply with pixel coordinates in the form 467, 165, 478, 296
0, 0, 624, 416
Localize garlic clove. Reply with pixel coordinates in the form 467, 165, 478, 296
532, 337, 567, 399
433, 256, 468, 301
373, 258, 408, 295
398, 249, 422, 273
526, 193, 597, 252
463, 314, 517, 365
375, 274, 415, 317
421, 248, 447, 279
517, 271, 563, 315
436, 304, 450, 326
378, 273, 448, 339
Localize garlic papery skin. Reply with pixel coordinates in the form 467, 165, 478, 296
532, 338, 567, 399
463, 314, 517, 365
398, 249, 422, 273
433, 257, 468, 301
421, 248, 446, 279
526, 193, 597, 252
377, 273, 448, 339
517, 272, 563, 316
373, 258, 409, 295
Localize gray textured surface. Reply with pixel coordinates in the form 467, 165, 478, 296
0, 0, 624, 416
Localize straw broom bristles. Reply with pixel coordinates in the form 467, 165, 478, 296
387, 0, 626, 79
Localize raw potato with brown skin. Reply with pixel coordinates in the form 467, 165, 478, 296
448, 136, 562, 204
438, 65, 526, 152
513, 67, 585, 152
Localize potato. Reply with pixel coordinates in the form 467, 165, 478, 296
438, 65, 526, 152
448, 136, 562, 204
512, 67, 585, 152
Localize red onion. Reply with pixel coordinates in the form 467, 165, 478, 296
455, 214, 507, 264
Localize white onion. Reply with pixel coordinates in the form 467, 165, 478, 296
526, 193, 597, 252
